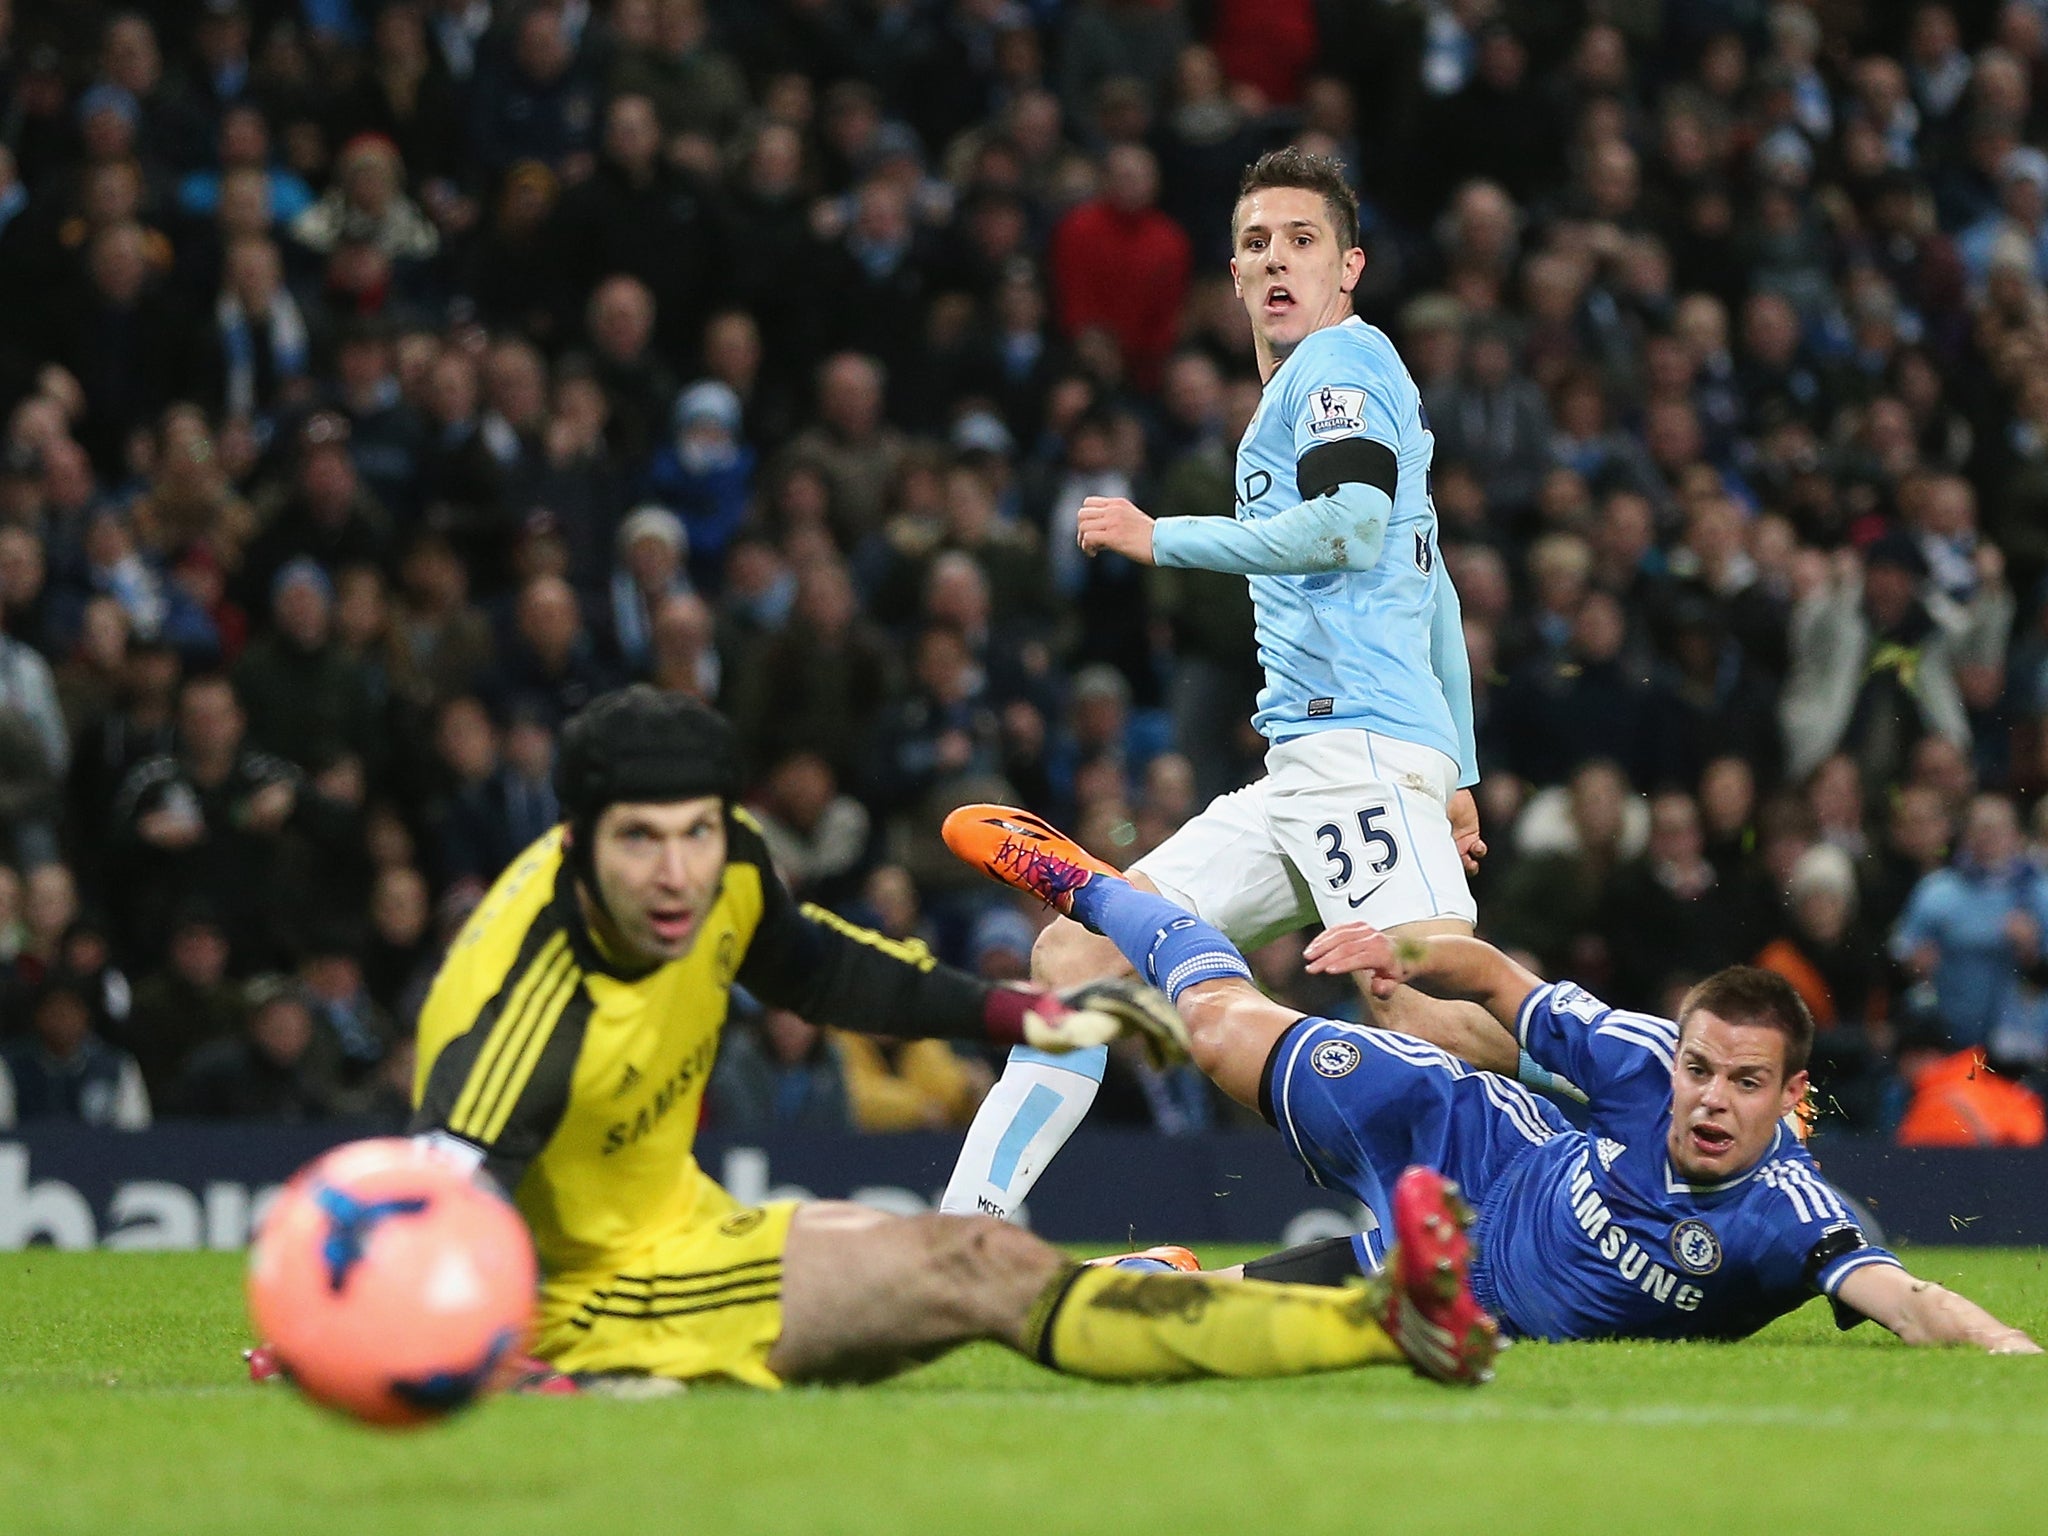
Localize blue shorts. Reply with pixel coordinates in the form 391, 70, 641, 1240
1261, 1017, 1570, 1269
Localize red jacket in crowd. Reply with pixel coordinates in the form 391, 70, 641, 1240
1050, 196, 1192, 394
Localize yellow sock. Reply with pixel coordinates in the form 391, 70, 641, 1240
1021, 1265, 1406, 1382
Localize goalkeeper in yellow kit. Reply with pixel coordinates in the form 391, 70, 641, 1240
409, 686, 1498, 1389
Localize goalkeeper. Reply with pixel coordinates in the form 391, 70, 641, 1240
407, 687, 1499, 1389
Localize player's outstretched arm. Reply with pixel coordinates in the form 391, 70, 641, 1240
1147, 481, 1392, 575
1834, 1263, 2042, 1354
1305, 924, 1541, 1032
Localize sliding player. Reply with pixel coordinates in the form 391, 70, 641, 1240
949, 805, 2039, 1350
944, 146, 1531, 1221
406, 687, 1500, 1389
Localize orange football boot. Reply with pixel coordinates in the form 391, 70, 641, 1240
942, 803, 1122, 913
1084, 1244, 1202, 1273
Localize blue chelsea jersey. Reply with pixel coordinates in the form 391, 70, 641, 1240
1236, 316, 1461, 759
1469, 982, 1901, 1342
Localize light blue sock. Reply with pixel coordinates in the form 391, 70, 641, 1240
938, 1043, 1107, 1218
1009, 1042, 1109, 1080
1069, 877, 1252, 1002
1518, 1048, 1587, 1104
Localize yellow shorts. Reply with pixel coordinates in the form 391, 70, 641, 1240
534, 1195, 800, 1389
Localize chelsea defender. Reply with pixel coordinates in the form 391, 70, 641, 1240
407, 687, 1500, 1389
945, 147, 1509, 1221
949, 809, 2038, 1353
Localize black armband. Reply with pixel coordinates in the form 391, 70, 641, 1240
1243, 1236, 1368, 1287
1296, 437, 1397, 502
1801, 1223, 1869, 1290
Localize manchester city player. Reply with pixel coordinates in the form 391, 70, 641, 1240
948, 809, 2040, 1351
944, 147, 1522, 1221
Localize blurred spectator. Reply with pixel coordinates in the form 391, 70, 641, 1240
389, 535, 493, 707
785, 352, 906, 545
300, 933, 396, 1078
1781, 535, 2005, 785
432, 695, 559, 890
10, 862, 79, 989
124, 906, 242, 1106
750, 751, 871, 903
610, 0, 751, 143
559, 91, 721, 359
1428, 323, 1554, 513
833, 1027, 992, 1132
1491, 759, 1640, 980
1498, 590, 1657, 788
329, 6, 466, 190
176, 976, 336, 1120
109, 672, 304, 966
1756, 844, 1891, 1129
706, 1003, 853, 1132
485, 574, 614, 728
730, 557, 894, 782
241, 413, 392, 605
966, 904, 1037, 985
234, 560, 383, 776
1051, 144, 1191, 393
468, 2, 601, 180
586, 272, 676, 463
603, 505, 692, 675
198, 236, 311, 434
54, 221, 188, 471
364, 866, 434, 1019
1891, 792, 2048, 1062
0, 973, 150, 1130
1895, 1041, 2046, 1145
0, 575, 66, 864
1604, 791, 1761, 1008
288, 132, 439, 277
643, 382, 755, 584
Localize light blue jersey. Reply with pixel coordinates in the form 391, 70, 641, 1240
1154, 317, 1470, 777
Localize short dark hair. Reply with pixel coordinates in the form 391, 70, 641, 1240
1236, 147, 1361, 252
1676, 966, 1814, 1077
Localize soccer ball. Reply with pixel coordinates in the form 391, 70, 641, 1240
247, 1137, 538, 1427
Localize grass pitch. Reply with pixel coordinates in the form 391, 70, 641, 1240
2, 1248, 2045, 1536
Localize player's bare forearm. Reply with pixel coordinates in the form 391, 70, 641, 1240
1304, 927, 1541, 1032
1835, 1264, 2042, 1353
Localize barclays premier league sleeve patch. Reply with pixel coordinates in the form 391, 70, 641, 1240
1303, 385, 1367, 438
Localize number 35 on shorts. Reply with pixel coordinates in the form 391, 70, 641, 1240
1316, 808, 1400, 908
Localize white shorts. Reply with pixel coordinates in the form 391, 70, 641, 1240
1131, 729, 1476, 950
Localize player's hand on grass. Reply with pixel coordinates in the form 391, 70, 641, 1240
1986, 1326, 2043, 1355
1076, 497, 1157, 564
1017, 978, 1192, 1069
1450, 789, 1486, 875
1303, 923, 1423, 996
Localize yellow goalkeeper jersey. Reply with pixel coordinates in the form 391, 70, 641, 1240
412, 807, 993, 1284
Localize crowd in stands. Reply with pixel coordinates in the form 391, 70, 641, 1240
1, 0, 2046, 1148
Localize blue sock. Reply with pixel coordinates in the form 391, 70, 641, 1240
1069, 878, 1252, 1003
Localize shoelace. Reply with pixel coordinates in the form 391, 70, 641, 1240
989, 835, 1090, 904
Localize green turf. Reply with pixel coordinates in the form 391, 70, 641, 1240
3, 1248, 2046, 1536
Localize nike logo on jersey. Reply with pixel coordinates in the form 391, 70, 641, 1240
1346, 879, 1390, 909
